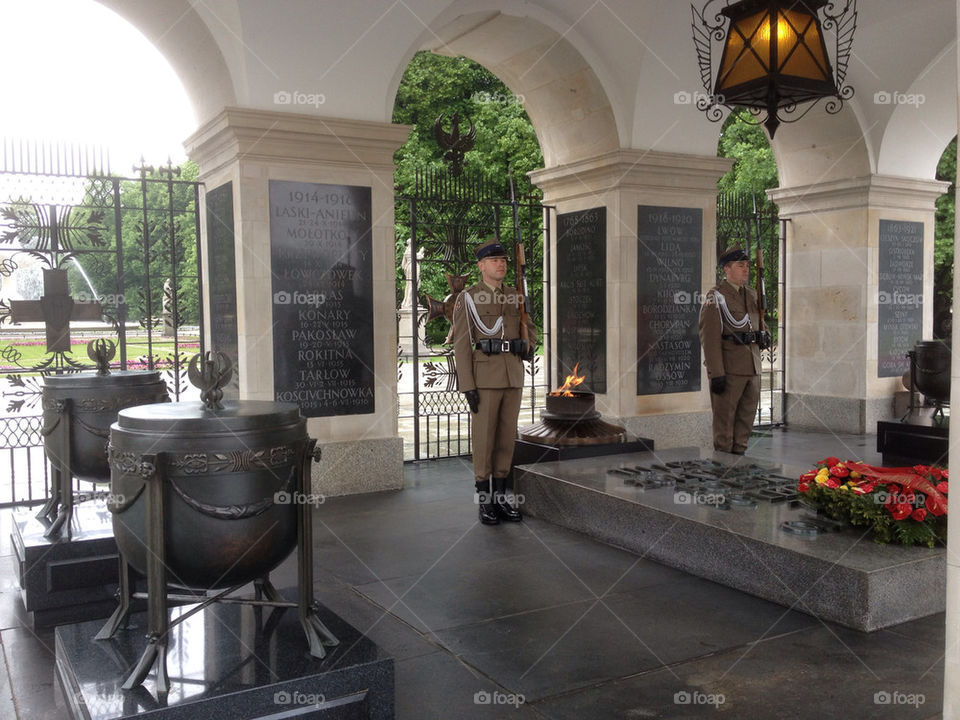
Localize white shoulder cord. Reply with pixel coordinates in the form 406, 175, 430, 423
461, 290, 504, 341
709, 289, 752, 330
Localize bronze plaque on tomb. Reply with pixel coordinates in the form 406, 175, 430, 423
636, 205, 702, 395
206, 182, 239, 399
269, 181, 375, 416
556, 208, 606, 393
878, 219, 924, 378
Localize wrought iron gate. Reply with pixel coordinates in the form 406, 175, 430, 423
0, 140, 203, 506
396, 168, 550, 460
716, 191, 785, 426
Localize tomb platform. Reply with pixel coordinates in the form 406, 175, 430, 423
12, 498, 129, 628
515, 448, 946, 632
56, 593, 394, 720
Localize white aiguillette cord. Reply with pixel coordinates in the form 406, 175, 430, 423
707, 289, 752, 330
461, 290, 504, 344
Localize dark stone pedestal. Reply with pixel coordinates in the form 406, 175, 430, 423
12, 499, 125, 628
513, 437, 654, 467
877, 417, 948, 466
56, 595, 394, 720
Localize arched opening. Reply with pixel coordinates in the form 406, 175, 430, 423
390, 50, 547, 461
934, 136, 957, 339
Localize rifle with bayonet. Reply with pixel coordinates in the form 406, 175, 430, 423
509, 167, 534, 361
754, 243, 772, 351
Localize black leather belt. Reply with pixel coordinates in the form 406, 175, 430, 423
476, 339, 521, 355
723, 331, 761, 345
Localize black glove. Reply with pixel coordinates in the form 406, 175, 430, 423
758, 331, 772, 350
464, 389, 480, 414
710, 376, 727, 394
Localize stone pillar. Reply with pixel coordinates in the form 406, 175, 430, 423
530, 150, 732, 449
944, 26, 960, 716
185, 107, 411, 496
769, 175, 948, 433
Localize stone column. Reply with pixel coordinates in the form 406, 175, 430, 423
185, 107, 411, 496
530, 150, 732, 449
769, 175, 948, 433
944, 26, 959, 716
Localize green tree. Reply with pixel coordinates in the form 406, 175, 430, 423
69, 161, 200, 331
934, 136, 956, 337
392, 51, 544, 345
716, 109, 781, 335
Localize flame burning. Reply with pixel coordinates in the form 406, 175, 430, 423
549, 363, 585, 397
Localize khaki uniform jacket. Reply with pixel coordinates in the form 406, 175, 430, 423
452, 281, 537, 391
699, 279, 764, 378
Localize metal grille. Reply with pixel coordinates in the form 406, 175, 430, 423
716, 191, 785, 427
0, 138, 204, 506
396, 168, 550, 460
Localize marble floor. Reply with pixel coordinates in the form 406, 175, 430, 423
0, 427, 945, 719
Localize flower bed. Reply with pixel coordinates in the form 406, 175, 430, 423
798, 458, 948, 547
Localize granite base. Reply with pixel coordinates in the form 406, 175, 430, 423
12, 500, 127, 628
55, 594, 394, 720
512, 437, 654, 467
515, 448, 946, 632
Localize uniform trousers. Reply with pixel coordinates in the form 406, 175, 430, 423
471, 387, 522, 483
710, 374, 760, 453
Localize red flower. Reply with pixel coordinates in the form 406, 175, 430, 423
925, 494, 947, 517
887, 484, 901, 494
798, 481, 810, 493
943, 469, 950, 479
937, 481, 949, 495
824, 477, 840, 489
930, 468, 943, 481
800, 470, 817, 482
888, 502, 913, 521
914, 465, 930, 475
859, 483, 876, 494
819, 457, 840, 467
911, 508, 928, 522
830, 465, 850, 478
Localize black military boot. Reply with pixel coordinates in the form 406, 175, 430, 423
493, 476, 522, 522
476, 480, 499, 525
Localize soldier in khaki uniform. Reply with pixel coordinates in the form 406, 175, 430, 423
453, 238, 537, 525
698, 246, 770, 454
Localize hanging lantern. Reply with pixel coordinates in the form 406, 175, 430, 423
692, 0, 857, 137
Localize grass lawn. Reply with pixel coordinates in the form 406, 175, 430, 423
0, 332, 201, 372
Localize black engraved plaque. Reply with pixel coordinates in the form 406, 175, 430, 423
269, 181, 375, 416
206, 182, 239, 399
878, 219, 924, 377
556, 207, 606, 392
636, 205, 702, 395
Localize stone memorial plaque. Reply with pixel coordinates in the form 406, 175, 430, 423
269, 181, 374, 416
878, 220, 923, 377
556, 207, 606, 392
206, 182, 239, 399
636, 205, 702, 395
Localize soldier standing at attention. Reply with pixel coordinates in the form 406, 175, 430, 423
453, 238, 537, 525
698, 245, 769, 455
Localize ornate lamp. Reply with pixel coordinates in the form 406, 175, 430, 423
692, 0, 857, 137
